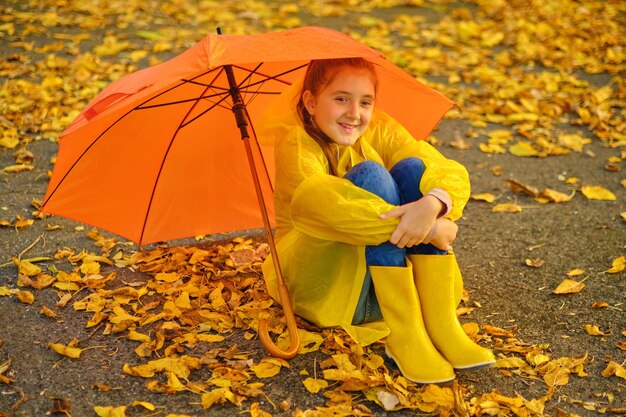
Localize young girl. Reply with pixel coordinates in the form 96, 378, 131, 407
261, 58, 495, 384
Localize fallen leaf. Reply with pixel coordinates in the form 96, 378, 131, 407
94, 405, 128, 417
525, 259, 544, 268
470, 193, 496, 203
580, 185, 616, 201
607, 256, 625, 274
601, 361, 626, 380
492, 203, 522, 213
250, 358, 286, 379
537, 188, 574, 203
507, 179, 539, 196
302, 377, 328, 394
553, 279, 585, 294
17, 291, 34, 304
584, 324, 609, 336
49, 342, 83, 359
131, 401, 155, 411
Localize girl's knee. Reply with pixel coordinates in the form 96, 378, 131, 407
345, 161, 399, 205
391, 157, 425, 175
349, 160, 387, 177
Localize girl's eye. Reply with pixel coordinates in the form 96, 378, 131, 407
361, 100, 372, 107
335, 96, 348, 103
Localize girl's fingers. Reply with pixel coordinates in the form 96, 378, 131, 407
380, 206, 405, 219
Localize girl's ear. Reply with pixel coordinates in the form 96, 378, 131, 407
302, 90, 315, 115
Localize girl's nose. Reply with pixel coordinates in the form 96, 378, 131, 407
346, 102, 359, 119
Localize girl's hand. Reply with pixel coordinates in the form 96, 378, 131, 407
426, 218, 458, 251
380, 195, 442, 248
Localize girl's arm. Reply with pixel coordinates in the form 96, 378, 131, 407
371, 112, 470, 221
276, 130, 400, 246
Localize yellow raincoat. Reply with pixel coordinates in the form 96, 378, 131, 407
259, 86, 470, 347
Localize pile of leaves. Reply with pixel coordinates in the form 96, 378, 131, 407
1, 230, 624, 416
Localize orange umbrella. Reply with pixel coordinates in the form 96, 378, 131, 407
40, 26, 455, 358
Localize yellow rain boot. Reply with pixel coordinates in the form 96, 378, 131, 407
410, 254, 496, 371
369, 260, 455, 384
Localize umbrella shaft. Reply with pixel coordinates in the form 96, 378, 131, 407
223, 64, 250, 140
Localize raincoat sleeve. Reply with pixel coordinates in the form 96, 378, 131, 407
370, 112, 470, 220
275, 128, 400, 246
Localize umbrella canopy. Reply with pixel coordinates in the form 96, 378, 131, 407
41, 26, 454, 247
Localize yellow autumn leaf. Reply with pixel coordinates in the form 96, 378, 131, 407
525, 258, 544, 268
41, 305, 58, 318
80, 260, 101, 275
17, 291, 34, 304
0, 128, 19, 148
94, 36, 130, 56
49, 342, 82, 359
94, 405, 128, 417
53, 281, 80, 291
12, 258, 41, 276
584, 324, 608, 336
553, 279, 585, 294
277, 328, 323, 354
508, 112, 539, 122
302, 377, 328, 394
558, 133, 591, 152
492, 203, 522, 213
543, 365, 570, 386
580, 185, 616, 201
537, 188, 574, 203
591, 301, 609, 309
1, 286, 18, 298
174, 291, 192, 309
526, 352, 550, 367
123, 363, 154, 378
3, 164, 34, 173
607, 256, 625, 273
196, 333, 225, 343
250, 358, 287, 378
201, 387, 236, 409
480, 142, 507, 154
483, 324, 516, 338
155, 272, 180, 282
248, 403, 272, 417
470, 193, 496, 203
601, 361, 626, 380
129, 50, 148, 62
567, 268, 585, 276
14, 217, 34, 228
496, 356, 527, 369
127, 330, 151, 343
131, 401, 155, 411
509, 141, 538, 157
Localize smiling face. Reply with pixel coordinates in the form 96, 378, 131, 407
302, 67, 376, 146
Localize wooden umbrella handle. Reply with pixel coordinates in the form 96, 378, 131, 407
258, 281, 300, 359
220, 55, 301, 359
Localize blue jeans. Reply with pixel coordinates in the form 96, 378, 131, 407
346, 158, 446, 325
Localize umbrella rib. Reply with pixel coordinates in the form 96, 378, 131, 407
138, 83, 214, 245
137, 90, 229, 110
235, 63, 308, 90
246, 107, 274, 195
179, 63, 308, 130
237, 63, 308, 108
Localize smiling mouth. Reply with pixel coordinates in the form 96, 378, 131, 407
339, 122, 358, 131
